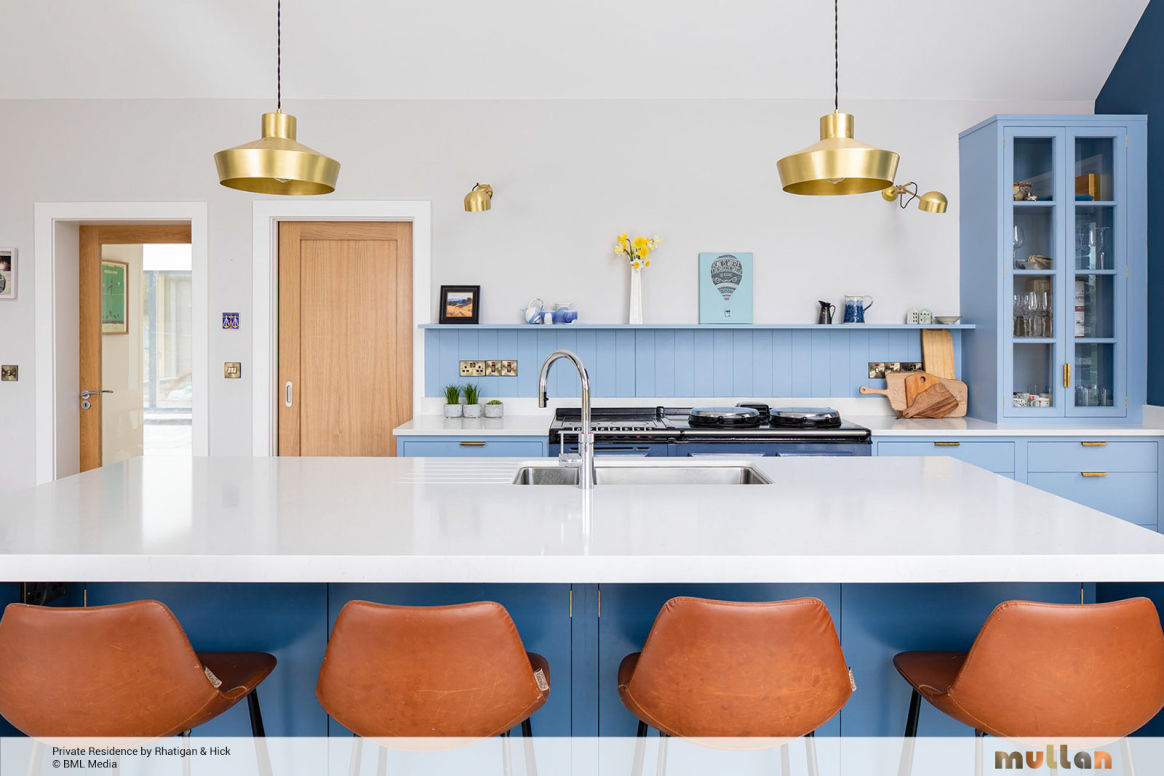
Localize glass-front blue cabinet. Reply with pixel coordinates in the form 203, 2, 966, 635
959, 115, 1146, 423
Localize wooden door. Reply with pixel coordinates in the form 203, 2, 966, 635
278, 222, 413, 456
79, 224, 192, 472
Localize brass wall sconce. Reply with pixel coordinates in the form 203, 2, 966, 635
464, 183, 494, 212
882, 182, 948, 214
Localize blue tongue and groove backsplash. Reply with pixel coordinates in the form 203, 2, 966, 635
424, 326, 963, 400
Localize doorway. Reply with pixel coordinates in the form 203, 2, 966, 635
277, 221, 413, 456
79, 224, 192, 471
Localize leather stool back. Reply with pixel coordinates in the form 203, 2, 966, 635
619, 596, 851, 738
0, 600, 267, 738
939, 598, 1164, 737
316, 600, 549, 738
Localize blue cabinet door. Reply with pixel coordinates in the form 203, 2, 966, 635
398, 436, 548, 457
1027, 471, 1157, 529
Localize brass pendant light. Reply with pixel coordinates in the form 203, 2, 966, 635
776, 0, 898, 195
882, 182, 948, 214
214, 0, 340, 195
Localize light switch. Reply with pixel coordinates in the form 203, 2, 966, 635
224, 362, 242, 379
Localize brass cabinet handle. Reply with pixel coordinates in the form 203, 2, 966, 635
1063, 363, 1071, 388
933, 441, 960, 447
1081, 472, 1108, 477
1080, 441, 1107, 447
459, 441, 486, 447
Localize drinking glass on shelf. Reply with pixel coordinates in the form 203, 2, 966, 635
1036, 290, 1051, 337
1013, 224, 1026, 269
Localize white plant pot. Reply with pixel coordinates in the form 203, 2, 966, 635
463, 404, 483, 418
444, 404, 463, 418
484, 403, 504, 418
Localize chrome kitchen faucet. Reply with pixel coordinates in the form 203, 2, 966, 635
538, 350, 595, 489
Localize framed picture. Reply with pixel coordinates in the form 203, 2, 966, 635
438, 285, 480, 324
101, 259, 129, 335
699, 252, 753, 324
0, 248, 15, 300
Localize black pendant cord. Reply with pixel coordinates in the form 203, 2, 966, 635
276, 0, 282, 112
833, 0, 839, 112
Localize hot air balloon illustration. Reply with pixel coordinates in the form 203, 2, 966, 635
709, 255, 744, 318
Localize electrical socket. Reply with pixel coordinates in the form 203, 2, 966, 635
459, 360, 487, 377
867, 361, 923, 379
485, 360, 519, 377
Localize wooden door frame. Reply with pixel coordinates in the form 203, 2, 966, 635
33, 203, 209, 484
251, 201, 432, 456
79, 224, 193, 472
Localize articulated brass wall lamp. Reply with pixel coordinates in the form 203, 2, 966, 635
776, 0, 899, 195
213, 0, 340, 195
464, 183, 494, 212
882, 182, 948, 214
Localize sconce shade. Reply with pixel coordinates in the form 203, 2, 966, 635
464, 183, 494, 212
214, 112, 340, 196
918, 191, 948, 214
777, 112, 900, 196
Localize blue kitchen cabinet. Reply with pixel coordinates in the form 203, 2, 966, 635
397, 435, 548, 457
873, 435, 1162, 531
959, 115, 1147, 423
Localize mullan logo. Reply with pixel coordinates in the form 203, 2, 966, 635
994, 745, 1112, 770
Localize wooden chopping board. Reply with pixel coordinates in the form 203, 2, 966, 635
921, 329, 956, 379
903, 383, 959, 418
861, 371, 968, 417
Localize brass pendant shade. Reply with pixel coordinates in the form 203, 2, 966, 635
881, 182, 948, 214
464, 183, 494, 212
777, 112, 899, 195
214, 112, 340, 195
917, 190, 948, 214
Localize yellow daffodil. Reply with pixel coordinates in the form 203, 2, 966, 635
632, 236, 648, 252
632, 260, 641, 269
645, 260, 651, 267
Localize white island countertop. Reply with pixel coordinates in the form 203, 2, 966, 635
5, 456, 1164, 585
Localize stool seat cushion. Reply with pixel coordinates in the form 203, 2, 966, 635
893, 651, 971, 726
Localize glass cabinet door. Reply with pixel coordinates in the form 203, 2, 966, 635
1004, 128, 1066, 416
1067, 129, 1126, 415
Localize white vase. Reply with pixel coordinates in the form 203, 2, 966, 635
628, 265, 644, 325
444, 404, 463, 418
463, 404, 482, 418
484, 403, 504, 418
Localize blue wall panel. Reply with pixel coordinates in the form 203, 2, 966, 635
425, 327, 964, 399
1098, 1, 1163, 404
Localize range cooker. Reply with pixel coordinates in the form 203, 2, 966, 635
548, 405, 871, 457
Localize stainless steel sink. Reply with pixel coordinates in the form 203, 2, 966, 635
512, 461, 771, 486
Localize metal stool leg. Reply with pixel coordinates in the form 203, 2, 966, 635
521, 718, 538, 776
631, 721, 648, 776
974, 730, 986, 776
1120, 737, 1137, 776
655, 732, 669, 776
897, 689, 922, 776
805, 731, 820, 776
247, 690, 274, 776
500, 730, 514, 776
181, 730, 192, 776
376, 743, 388, 776
779, 743, 790, 776
26, 740, 43, 776
349, 736, 363, 776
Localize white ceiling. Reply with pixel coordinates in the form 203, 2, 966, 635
0, 0, 1147, 101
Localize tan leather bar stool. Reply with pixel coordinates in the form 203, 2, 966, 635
618, 596, 853, 776
316, 600, 550, 776
0, 601, 276, 774
894, 598, 1164, 776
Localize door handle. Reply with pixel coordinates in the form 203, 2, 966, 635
284, 381, 293, 408
79, 389, 113, 400
933, 441, 960, 447
1080, 441, 1107, 447
459, 441, 486, 447
1063, 363, 1071, 388
1081, 472, 1108, 477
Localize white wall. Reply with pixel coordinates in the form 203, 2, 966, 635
100, 243, 144, 465
0, 97, 1091, 491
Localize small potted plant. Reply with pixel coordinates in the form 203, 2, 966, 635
443, 384, 462, 418
463, 383, 482, 418
485, 399, 504, 418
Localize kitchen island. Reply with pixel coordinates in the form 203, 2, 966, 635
4, 455, 1164, 739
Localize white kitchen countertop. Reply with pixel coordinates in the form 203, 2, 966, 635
394, 415, 550, 436
4, 456, 1164, 585
855, 415, 1164, 437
